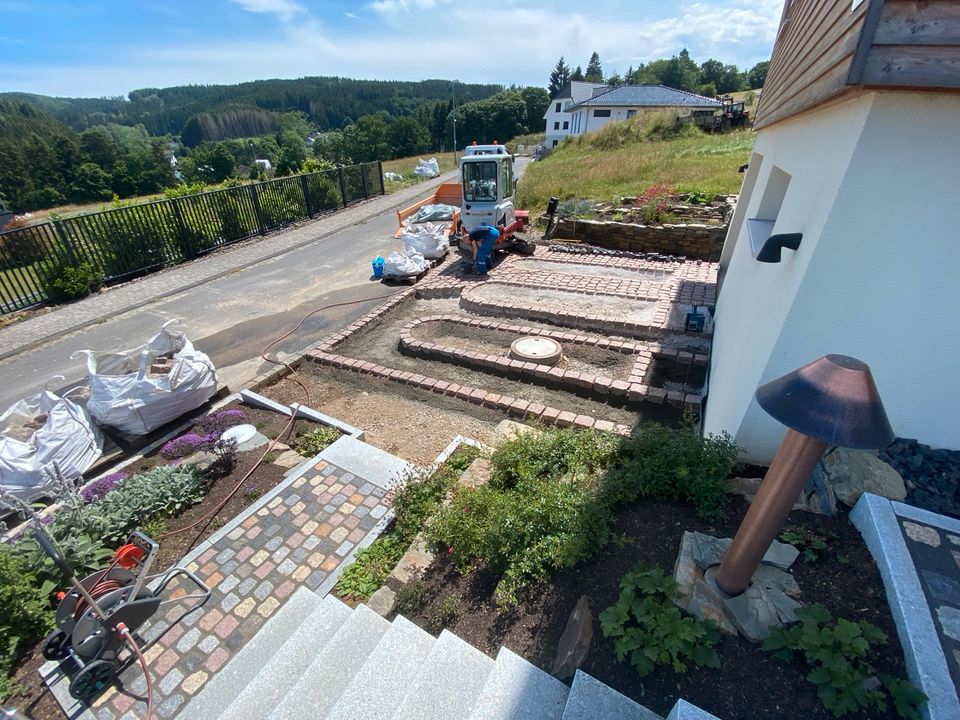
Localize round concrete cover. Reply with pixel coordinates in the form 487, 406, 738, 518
510, 336, 562, 366
221, 423, 257, 445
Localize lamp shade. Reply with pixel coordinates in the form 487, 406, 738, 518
756, 354, 894, 449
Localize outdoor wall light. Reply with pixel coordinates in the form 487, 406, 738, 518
714, 354, 893, 596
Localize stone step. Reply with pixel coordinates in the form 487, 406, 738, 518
469, 646, 569, 720
391, 629, 495, 720
217, 594, 352, 719
182, 587, 321, 720
319, 434, 417, 490
267, 602, 391, 719
562, 670, 663, 720
323, 614, 437, 719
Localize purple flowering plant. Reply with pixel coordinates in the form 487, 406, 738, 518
160, 408, 247, 472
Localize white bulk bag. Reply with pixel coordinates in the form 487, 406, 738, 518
72, 320, 218, 435
413, 158, 440, 178
411, 203, 458, 223
383, 250, 428, 277
0, 380, 103, 502
402, 223, 448, 259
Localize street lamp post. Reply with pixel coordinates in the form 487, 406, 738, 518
714, 354, 894, 596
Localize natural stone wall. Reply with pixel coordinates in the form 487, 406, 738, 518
552, 218, 728, 262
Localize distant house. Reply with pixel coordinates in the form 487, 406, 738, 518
543, 81, 607, 148
568, 85, 721, 137
254, 159, 272, 171
703, 0, 960, 463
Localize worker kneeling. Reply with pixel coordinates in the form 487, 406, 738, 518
467, 223, 500, 275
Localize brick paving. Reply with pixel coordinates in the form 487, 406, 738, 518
57, 458, 390, 720
898, 518, 960, 696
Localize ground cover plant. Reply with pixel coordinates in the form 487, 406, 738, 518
426, 423, 740, 606
763, 603, 925, 719
333, 445, 480, 601
516, 113, 752, 215
294, 425, 340, 457
600, 564, 720, 676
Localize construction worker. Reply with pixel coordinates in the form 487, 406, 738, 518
467, 223, 500, 275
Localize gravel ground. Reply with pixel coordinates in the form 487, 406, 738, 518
465, 284, 658, 325
882, 438, 960, 518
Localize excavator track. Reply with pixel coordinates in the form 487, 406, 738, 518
510, 232, 536, 256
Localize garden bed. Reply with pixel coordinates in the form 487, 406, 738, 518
399, 496, 907, 720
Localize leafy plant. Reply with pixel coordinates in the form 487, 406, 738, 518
779, 527, 838, 562
427, 595, 462, 633
763, 603, 926, 719
334, 534, 406, 600
634, 183, 675, 225
161, 408, 244, 473
0, 544, 53, 701
295, 426, 341, 458
395, 581, 427, 614
44, 260, 102, 302
608, 422, 739, 521
600, 564, 720, 676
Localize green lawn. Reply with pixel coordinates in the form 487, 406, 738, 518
0, 263, 44, 308
516, 118, 754, 215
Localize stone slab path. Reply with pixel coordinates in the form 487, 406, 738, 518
41, 446, 399, 720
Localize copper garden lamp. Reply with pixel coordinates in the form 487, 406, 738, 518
714, 354, 894, 596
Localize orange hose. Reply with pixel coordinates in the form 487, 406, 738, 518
117, 623, 152, 720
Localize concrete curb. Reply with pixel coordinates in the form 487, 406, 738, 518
850, 493, 960, 720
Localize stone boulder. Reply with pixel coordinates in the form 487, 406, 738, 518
818, 447, 906, 508
551, 595, 593, 679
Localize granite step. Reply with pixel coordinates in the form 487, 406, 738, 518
181, 587, 321, 720
391, 629, 495, 720
323, 613, 437, 719
267, 602, 391, 719
319, 434, 417, 490
562, 670, 664, 720
469, 646, 569, 720
217, 594, 352, 719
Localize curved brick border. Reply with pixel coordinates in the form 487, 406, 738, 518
397, 314, 706, 410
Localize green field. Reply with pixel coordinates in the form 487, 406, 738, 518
516, 116, 753, 215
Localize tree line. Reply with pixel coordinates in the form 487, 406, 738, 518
548, 50, 769, 98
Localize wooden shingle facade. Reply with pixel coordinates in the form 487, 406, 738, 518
755, 0, 960, 129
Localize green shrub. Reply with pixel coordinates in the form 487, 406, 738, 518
0, 545, 53, 700
490, 427, 620, 490
295, 426, 341, 458
427, 595, 462, 633
600, 564, 720, 676
427, 459, 611, 606
395, 581, 427, 614
392, 446, 479, 542
212, 192, 253, 242
763, 603, 926, 719
44, 260, 103, 302
609, 422, 739, 521
306, 174, 342, 211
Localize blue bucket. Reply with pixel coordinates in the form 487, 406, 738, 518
372, 256, 384, 279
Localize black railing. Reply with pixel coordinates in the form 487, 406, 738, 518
0, 161, 385, 314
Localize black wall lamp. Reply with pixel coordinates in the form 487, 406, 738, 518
747, 218, 803, 263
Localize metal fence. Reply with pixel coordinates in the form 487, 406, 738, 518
0, 161, 385, 314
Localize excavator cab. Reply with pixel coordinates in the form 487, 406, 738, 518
460, 145, 515, 234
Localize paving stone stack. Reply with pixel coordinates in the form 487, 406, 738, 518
183, 588, 674, 720
882, 438, 960, 519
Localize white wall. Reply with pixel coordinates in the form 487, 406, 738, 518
569, 106, 712, 137
705, 92, 960, 461
544, 98, 575, 147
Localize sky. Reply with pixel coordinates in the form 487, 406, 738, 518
0, 0, 783, 98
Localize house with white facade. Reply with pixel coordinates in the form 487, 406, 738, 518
543, 81, 607, 148
703, 0, 960, 463
568, 85, 721, 137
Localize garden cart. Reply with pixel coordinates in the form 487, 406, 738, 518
36, 525, 211, 711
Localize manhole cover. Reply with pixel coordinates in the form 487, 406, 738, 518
510, 336, 562, 366
221, 423, 257, 445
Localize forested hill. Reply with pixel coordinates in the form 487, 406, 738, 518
1, 76, 502, 138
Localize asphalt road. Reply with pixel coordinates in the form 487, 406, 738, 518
0, 157, 531, 410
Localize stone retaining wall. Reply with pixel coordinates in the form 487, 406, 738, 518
553, 218, 728, 262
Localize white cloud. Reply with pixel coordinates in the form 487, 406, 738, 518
228, 0, 304, 22
0, 0, 782, 97
344, 11, 359, 19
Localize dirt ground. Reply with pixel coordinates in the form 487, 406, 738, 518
521, 259, 675, 283
401, 497, 909, 720
414, 320, 637, 379
263, 365, 502, 465
332, 297, 648, 427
